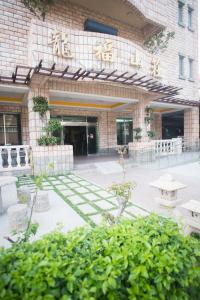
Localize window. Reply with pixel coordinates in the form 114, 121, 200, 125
179, 54, 185, 79
178, 1, 185, 26
84, 19, 118, 36
188, 58, 194, 80
188, 6, 193, 30
0, 113, 21, 146
116, 118, 133, 145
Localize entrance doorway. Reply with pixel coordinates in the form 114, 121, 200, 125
64, 126, 87, 156
58, 116, 98, 156
162, 111, 184, 139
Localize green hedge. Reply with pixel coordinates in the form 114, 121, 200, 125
0, 215, 200, 299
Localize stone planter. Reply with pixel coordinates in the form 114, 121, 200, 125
31, 145, 73, 175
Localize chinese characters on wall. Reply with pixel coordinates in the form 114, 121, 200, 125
94, 39, 113, 62
48, 30, 161, 78
49, 29, 73, 58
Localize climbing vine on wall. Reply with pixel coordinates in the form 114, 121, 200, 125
21, 0, 55, 20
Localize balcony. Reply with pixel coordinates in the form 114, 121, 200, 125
72, 0, 165, 35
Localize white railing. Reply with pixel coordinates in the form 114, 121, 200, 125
0, 145, 30, 171
154, 138, 182, 156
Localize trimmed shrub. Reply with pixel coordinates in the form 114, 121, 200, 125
0, 215, 200, 299
38, 135, 58, 146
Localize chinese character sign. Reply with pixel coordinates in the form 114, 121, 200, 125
94, 39, 113, 62
130, 51, 142, 68
150, 57, 160, 78
49, 30, 73, 58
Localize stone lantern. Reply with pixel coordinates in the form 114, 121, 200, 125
150, 174, 186, 208
180, 200, 200, 234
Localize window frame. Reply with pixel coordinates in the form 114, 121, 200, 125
0, 113, 22, 146
188, 57, 194, 81
178, 54, 185, 80
188, 5, 194, 31
178, 0, 185, 27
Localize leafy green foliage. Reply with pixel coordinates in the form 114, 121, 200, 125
104, 182, 136, 224
133, 127, 142, 141
33, 96, 50, 117
44, 119, 62, 135
0, 215, 199, 299
21, 0, 55, 20
38, 119, 61, 146
144, 106, 154, 125
144, 30, 175, 55
38, 135, 58, 146
147, 130, 156, 139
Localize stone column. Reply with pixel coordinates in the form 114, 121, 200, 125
152, 113, 162, 139
130, 98, 155, 162
132, 99, 151, 142
184, 107, 199, 148
27, 87, 50, 147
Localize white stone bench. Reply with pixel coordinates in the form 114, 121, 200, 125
180, 200, 200, 235
150, 174, 186, 208
0, 176, 18, 215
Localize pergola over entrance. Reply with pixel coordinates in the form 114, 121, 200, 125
0, 61, 199, 107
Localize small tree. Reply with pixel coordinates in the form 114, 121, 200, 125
21, 0, 55, 20
133, 127, 142, 141
144, 30, 175, 55
32, 96, 50, 117
38, 119, 61, 146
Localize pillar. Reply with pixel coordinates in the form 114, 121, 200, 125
152, 113, 162, 139
132, 99, 151, 142
184, 107, 199, 148
27, 87, 50, 147
130, 98, 155, 162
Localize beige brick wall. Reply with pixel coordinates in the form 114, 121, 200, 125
0, 0, 198, 100
0, 0, 199, 148
184, 107, 199, 144
152, 113, 162, 139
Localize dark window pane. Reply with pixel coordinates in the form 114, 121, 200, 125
5, 114, 21, 145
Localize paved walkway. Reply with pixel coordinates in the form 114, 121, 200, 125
17, 174, 148, 228
2, 160, 199, 248
74, 161, 200, 217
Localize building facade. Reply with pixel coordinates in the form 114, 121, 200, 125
0, 0, 199, 174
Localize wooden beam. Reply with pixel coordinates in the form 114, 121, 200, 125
113, 71, 128, 81
121, 72, 137, 83
92, 69, 105, 80
61, 66, 69, 77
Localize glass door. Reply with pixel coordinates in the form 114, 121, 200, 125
117, 118, 133, 145
87, 124, 98, 154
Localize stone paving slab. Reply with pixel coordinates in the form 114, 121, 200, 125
95, 200, 115, 210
